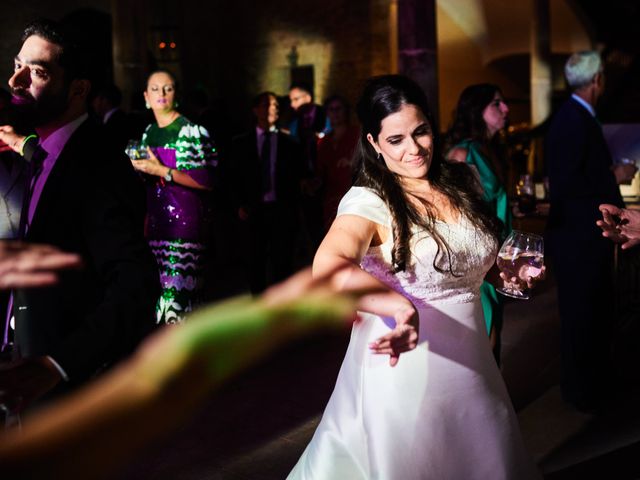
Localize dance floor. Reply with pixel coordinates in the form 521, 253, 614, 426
117, 250, 640, 479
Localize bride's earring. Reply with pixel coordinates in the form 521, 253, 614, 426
377, 152, 383, 162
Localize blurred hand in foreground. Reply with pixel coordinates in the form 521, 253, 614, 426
0, 241, 82, 290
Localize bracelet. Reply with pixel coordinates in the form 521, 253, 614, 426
20, 134, 38, 156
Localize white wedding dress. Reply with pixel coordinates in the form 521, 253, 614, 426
288, 187, 540, 480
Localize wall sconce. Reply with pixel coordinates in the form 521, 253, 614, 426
150, 26, 180, 63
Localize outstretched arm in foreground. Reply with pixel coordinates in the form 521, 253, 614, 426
0, 269, 360, 479
313, 214, 419, 367
0, 241, 81, 290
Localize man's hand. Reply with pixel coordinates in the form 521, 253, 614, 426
0, 125, 26, 154
0, 356, 63, 413
597, 204, 640, 250
238, 207, 249, 221
612, 164, 638, 185
0, 241, 82, 290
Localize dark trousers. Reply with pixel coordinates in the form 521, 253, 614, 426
551, 231, 615, 409
247, 202, 297, 295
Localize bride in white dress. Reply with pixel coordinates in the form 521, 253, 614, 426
287, 75, 540, 480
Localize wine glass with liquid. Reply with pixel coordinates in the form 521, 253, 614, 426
125, 140, 148, 160
496, 230, 544, 300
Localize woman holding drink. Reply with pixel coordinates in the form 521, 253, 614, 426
287, 75, 540, 480
131, 70, 217, 324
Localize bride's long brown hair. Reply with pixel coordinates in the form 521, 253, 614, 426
354, 75, 502, 274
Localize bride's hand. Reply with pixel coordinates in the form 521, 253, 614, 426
369, 306, 419, 367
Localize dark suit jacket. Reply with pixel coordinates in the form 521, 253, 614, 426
230, 129, 304, 213
103, 108, 136, 154
0, 152, 27, 239
14, 119, 160, 383
546, 96, 624, 240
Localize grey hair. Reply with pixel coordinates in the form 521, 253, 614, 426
564, 51, 602, 90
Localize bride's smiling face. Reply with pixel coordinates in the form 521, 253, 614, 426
367, 103, 433, 179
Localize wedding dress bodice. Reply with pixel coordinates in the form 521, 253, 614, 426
337, 187, 498, 307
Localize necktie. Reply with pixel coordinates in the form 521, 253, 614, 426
261, 131, 272, 193
17, 145, 47, 239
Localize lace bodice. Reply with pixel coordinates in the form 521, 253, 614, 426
337, 187, 498, 306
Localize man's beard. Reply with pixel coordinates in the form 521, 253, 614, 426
10, 86, 70, 132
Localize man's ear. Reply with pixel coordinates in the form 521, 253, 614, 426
592, 72, 603, 87
69, 79, 91, 100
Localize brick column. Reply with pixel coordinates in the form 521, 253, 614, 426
397, 0, 439, 129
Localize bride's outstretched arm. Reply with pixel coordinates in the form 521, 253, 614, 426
313, 214, 419, 367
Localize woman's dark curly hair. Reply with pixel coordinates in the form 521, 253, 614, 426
353, 75, 502, 274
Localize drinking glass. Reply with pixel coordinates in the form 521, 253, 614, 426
125, 140, 148, 160
495, 230, 544, 300
516, 174, 536, 215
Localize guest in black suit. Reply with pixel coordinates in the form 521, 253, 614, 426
0, 19, 159, 406
288, 83, 328, 255
91, 83, 135, 153
231, 91, 304, 294
545, 50, 636, 412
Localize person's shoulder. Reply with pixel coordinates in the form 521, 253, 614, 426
447, 145, 469, 163
277, 130, 302, 154
548, 98, 589, 135
555, 98, 587, 121
67, 119, 107, 154
232, 130, 254, 145
278, 129, 299, 145
337, 187, 391, 226
176, 116, 210, 140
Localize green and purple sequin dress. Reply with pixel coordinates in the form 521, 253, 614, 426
141, 116, 217, 323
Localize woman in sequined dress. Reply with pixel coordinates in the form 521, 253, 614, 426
131, 70, 216, 323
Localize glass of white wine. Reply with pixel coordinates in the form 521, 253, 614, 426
125, 140, 148, 160
495, 230, 544, 300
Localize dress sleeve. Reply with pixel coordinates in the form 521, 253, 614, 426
337, 187, 391, 227
175, 122, 217, 187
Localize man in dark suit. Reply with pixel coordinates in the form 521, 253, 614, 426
546, 50, 636, 412
91, 83, 135, 153
0, 19, 159, 405
288, 83, 328, 253
231, 91, 303, 294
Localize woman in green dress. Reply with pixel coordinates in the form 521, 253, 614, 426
131, 70, 217, 323
444, 83, 511, 362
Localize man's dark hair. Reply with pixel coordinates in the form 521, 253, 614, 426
289, 81, 313, 99
22, 18, 93, 83
251, 91, 278, 109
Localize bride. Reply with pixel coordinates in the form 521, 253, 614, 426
287, 75, 540, 479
